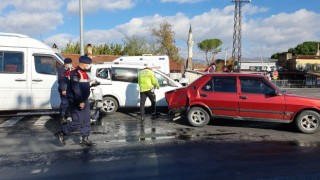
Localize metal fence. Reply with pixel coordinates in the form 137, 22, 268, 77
271, 80, 306, 88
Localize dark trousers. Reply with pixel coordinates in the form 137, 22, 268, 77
140, 90, 156, 116
59, 93, 69, 118
62, 100, 91, 137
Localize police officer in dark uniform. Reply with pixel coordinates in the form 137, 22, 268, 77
55, 56, 95, 146
57, 58, 73, 124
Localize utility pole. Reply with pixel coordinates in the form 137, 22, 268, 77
224, 47, 229, 66
79, 0, 84, 55
231, 0, 251, 72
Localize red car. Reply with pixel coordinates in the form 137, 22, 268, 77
165, 73, 320, 134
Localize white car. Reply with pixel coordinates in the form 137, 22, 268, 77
90, 62, 182, 114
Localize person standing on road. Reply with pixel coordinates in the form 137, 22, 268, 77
204, 62, 216, 73
138, 63, 160, 120
57, 58, 73, 124
55, 55, 96, 146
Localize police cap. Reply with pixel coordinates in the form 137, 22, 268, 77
64, 58, 72, 64
79, 56, 92, 64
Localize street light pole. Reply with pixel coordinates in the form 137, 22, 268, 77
224, 47, 229, 66
79, 0, 84, 55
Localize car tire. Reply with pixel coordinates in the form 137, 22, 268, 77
187, 107, 210, 127
100, 97, 118, 115
295, 110, 320, 134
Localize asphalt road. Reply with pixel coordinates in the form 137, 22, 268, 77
1, 88, 320, 179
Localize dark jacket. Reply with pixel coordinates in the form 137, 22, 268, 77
67, 67, 91, 104
58, 67, 68, 92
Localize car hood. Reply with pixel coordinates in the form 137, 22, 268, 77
284, 92, 320, 106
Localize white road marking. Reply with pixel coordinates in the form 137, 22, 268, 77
33, 116, 51, 126
0, 116, 23, 128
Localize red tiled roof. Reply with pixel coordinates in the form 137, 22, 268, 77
61, 54, 120, 66
61, 53, 181, 72
169, 59, 181, 72
295, 55, 320, 59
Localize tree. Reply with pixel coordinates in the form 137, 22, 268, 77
123, 35, 151, 56
197, 39, 222, 66
271, 52, 281, 59
289, 41, 319, 55
271, 41, 320, 58
151, 21, 181, 64
62, 41, 81, 54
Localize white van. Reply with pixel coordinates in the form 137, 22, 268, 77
90, 62, 182, 114
0, 33, 64, 111
113, 55, 170, 75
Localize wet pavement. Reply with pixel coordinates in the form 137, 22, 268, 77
1, 88, 320, 179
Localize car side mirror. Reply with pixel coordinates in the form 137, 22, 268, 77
162, 80, 168, 85
270, 90, 281, 96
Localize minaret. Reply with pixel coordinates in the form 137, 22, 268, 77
186, 24, 194, 70
317, 43, 320, 56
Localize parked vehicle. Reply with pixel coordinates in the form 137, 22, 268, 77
113, 54, 188, 85
90, 62, 182, 115
0, 33, 64, 111
113, 54, 170, 75
165, 73, 320, 134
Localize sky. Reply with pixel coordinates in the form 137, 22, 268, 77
0, 0, 320, 61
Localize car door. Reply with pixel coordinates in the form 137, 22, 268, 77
199, 76, 239, 117
0, 50, 29, 110
152, 71, 181, 106
31, 54, 63, 109
111, 67, 139, 107
239, 77, 285, 120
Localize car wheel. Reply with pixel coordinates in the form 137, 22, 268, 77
187, 107, 210, 127
295, 110, 320, 134
100, 97, 118, 115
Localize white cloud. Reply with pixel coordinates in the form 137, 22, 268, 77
0, 12, 63, 36
44, 33, 78, 49
84, 29, 124, 45
242, 9, 320, 58
40, 3, 320, 60
0, 0, 64, 36
0, 0, 63, 12
67, 0, 135, 14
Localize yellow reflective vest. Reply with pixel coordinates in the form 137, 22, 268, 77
138, 68, 160, 92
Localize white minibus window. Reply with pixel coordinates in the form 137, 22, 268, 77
0, 51, 24, 73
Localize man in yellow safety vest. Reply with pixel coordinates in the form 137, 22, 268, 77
138, 63, 160, 120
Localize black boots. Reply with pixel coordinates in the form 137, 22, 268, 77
152, 112, 160, 118
55, 131, 65, 145
55, 132, 96, 146
79, 136, 96, 146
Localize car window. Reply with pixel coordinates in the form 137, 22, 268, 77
96, 68, 110, 79
240, 77, 274, 94
112, 67, 138, 83
0, 51, 24, 74
154, 72, 177, 87
201, 76, 237, 93
34, 55, 60, 75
